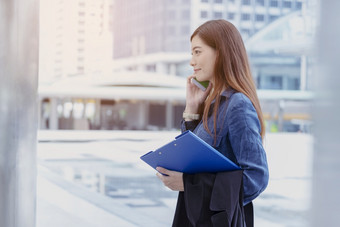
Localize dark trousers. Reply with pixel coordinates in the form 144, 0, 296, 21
244, 202, 253, 227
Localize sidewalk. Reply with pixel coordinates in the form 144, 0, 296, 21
36, 130, 313, 227
37, 170, 137, 227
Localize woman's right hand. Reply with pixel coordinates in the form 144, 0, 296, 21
184, 75, 212, 114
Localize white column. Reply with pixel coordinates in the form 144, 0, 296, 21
0, 0, 39, 226
169, 63, 177, 75
49, 98, 59, 130
311, 1, 340, 226
139, 101, 149, 129
156, 62, 167, 74
94, 99, 101, 129
166, 101, 173, 130
300, 55, 307, 90
277, 100, 285, 132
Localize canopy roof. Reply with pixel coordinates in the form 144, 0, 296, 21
245, 11, 316, 55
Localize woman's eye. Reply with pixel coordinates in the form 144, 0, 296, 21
191, 50, 201, 55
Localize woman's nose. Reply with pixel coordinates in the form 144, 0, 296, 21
190, 58, 195, 67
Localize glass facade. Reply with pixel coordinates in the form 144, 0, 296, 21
113, 0, 191, 59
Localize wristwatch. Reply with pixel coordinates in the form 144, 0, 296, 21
183, 112, 200, 120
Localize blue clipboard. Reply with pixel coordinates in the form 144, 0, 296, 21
140, 130, 240, 174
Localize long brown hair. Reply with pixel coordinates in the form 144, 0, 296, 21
191, 19, 265, 140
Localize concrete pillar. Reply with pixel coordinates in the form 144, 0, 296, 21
166, 101, 173, 130
138, 101, 149, 130
277, 100, 285, 132
169, 63, 176, 75
311, 1, 340, 226
156, 62, 167, 74
49, 98, 58, 130
94, 99, 101, 129
38, 98, 42, 129
0, 0, 39, 227
300, 55, 307, 91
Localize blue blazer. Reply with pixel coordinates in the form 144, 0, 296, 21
180, 89, 269, 205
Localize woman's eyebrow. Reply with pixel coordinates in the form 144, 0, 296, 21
192, 46, 202, 51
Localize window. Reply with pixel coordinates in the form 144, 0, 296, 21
270, 76, 283, 89
256, 0, 264, 6
269, 15, 278, 22
228, 12, 235, 20
241, 13, 250, 21
149, 104, 166, 127
77, 67, 84, 74
182, 10, 190, 19
296, 1, 302, 9
241, 29, 250, 36
201, 0, 209, 2
283, 1, 292, 8
214, 0, 223, 3
167, 26, 175, 35
168, 11, 176, 20
242, 0, 250, 5
270, 0, 278, 7
201, 11, 208, 18
181, 26, 190, 35
255, 14, 264, 21
214, 12, 223, 19
146, 64, 156, 72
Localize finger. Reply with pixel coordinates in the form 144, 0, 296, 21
187, 75, 195, 81
187, 76, 195, 87
156, 167, 169, 175
156, 172, 163, 180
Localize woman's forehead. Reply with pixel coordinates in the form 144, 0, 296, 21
191, 36, 205, 47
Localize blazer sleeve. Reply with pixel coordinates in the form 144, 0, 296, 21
180, 119, 200, 133
226, 94, 269, 205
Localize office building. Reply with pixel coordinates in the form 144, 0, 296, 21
111, 0, 313, 132
192, 0, 303, 39
112, 0, 303, 61
39, 0, 113, 83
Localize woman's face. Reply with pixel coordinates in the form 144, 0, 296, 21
190, 35, 217, 83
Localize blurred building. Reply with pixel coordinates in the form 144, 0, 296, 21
109, 0, 314, 133
113, 0, 191, 58
111, 0, 306, 83
192, 0, 303, 39
39, 0, 113, 83
38, 0, 316, 132
38, 72, 187, 131
112, 0, 303, 66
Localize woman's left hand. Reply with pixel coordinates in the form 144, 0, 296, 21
156, 167, 184, 191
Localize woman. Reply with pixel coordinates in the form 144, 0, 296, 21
156, 20, 269, 227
